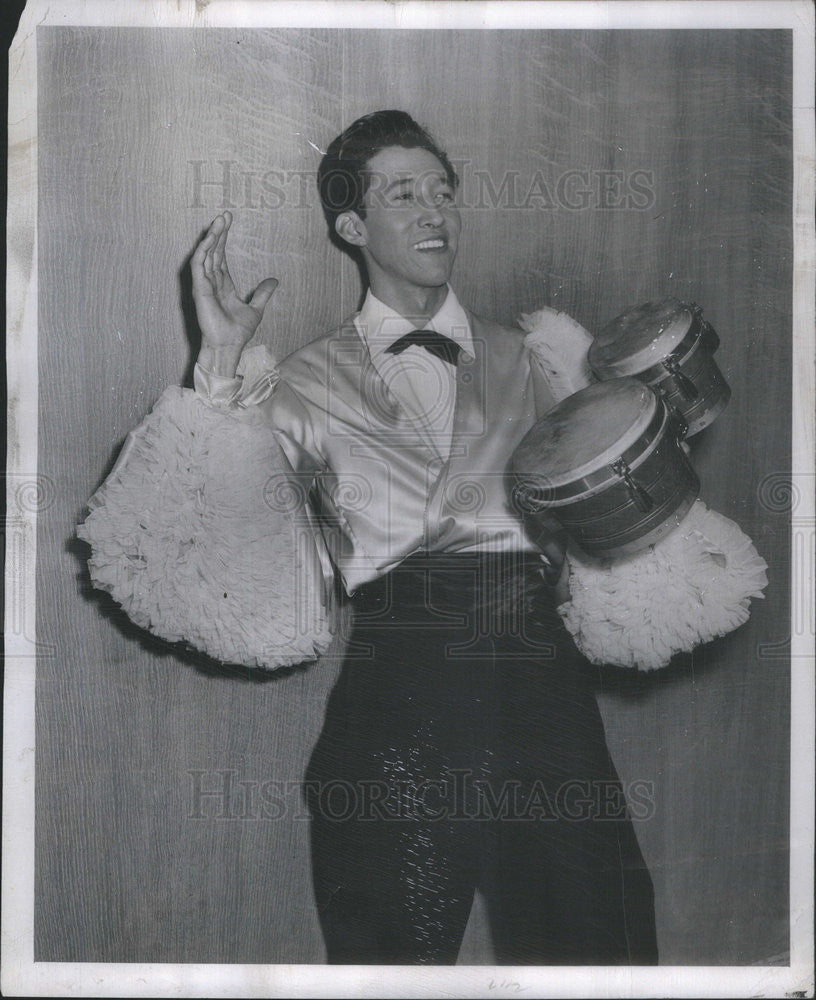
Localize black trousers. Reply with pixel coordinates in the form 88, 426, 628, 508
305, 552, 658, 965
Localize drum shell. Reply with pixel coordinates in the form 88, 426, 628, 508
543, 431, 699, 557
588, 300, 731, 436
640, 336, 731, 436
512, 396, 700, 558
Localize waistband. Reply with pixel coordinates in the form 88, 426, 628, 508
351, 550, 554, 618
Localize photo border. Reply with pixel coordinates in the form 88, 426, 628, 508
4, 2, 814, 996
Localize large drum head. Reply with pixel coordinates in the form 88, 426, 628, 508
508, 376, 699, 557
589, 298, 693, 378
510, 377, 657, 489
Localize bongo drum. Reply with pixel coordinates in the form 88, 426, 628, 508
509, 377, 699, 558
588, 298, 730, 436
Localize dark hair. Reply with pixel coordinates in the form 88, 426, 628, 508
317, 110, 459, 230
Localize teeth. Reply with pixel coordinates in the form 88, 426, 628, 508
414, 238, 445, 250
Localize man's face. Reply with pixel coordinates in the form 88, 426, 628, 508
343, 145, 461, 295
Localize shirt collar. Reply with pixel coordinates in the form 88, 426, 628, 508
354, 285, 474, 364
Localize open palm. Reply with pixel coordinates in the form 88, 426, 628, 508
191, 211, 278, 353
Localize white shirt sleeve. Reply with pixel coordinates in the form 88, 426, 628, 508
193, 344, 280, 409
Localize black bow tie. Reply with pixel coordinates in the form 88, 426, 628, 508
385, 329, 461, 366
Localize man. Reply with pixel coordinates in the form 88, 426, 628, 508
191, 110, 658, 965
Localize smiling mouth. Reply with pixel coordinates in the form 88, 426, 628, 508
413, 237, 447, 252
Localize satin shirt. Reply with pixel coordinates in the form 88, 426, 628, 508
195, 289, 560, 593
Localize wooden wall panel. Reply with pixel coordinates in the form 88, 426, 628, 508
36, 27, 792, 965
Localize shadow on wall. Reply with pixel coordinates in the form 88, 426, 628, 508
68, 532, 310, 684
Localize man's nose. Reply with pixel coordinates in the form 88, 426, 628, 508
418, 201, 445, 226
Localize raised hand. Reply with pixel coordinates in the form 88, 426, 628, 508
191, 211, 278, 376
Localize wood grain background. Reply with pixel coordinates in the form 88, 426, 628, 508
35, 27, 792, 964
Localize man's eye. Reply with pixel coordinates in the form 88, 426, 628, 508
436, 191, 454, 204
395, 192, 414, 202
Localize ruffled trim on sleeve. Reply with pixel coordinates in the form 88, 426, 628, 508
518, 305, 596, 404
77, 385, 334, 670
557, 499, 768, 670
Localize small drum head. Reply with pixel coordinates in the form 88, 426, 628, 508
510, 378, 657, 488
589, 298, 694, 378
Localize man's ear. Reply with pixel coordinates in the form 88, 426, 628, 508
335, 211, 367, 248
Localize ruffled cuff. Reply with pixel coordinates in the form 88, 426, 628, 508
77, 384, 333, 670
556, 500, 768, 671
518, 305, 596, 405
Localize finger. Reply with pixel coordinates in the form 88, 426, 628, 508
192, 216, 228, 295
202, 216, 227, 282
191, 225, 216, 266
248, 277, 279, 316
192, 235, 218, 294
202, 238, 215, 282
219, 257, 238, 296
204, 213, 226, 246
213, 212, 231, 274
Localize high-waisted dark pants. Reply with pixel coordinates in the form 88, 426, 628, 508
305, 552, 658, 965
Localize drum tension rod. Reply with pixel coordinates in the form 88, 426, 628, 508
610, 458, 654, 513
665, 403, 689, 441
661, 354, 699, 401
512, 482, 551, 513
